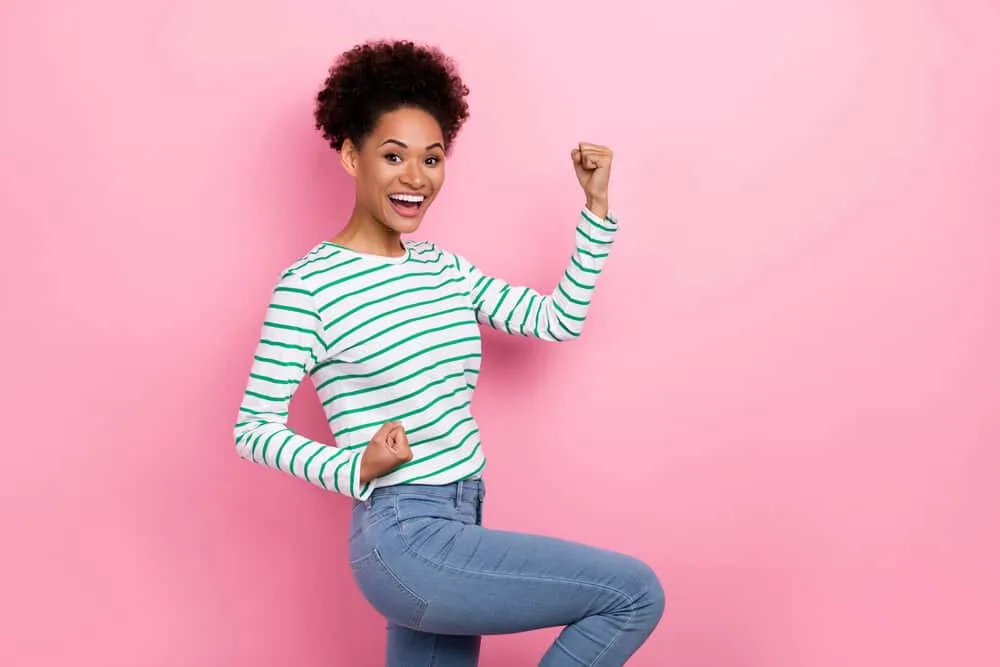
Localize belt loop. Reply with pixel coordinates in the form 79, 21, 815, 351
455, 479, 463, 508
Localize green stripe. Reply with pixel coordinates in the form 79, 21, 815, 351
411, 416, 475, 448
328, 371, 465, 421
316, 449, 342, 489
249, 373, 296, 385
349, 454, 362, 496
273, 432, 295, 470
404, 441, 482, 483
274, 285, 312, 296
270, 303, 320, 320
244, 389, 291, 403
318, 353, 480, 398
562, 269, 593, 291
587, 217, 617, 233
519, 294, 537, 333
578, 248, 609, 260
393, 428, 478, 472
570, 256, 600, 275
327, 292, 464, 344
315, 337, 480, 388
329, 320, 471, 367
312, 263, 396, 300
556, 283, 589, 306
317, 265, 450, 312
253, 354, 305, 371
288, 439, 311, 477
263, 320, 324, 348
299, 255, 363, 279
259, 338, 313, 352
552, 300, 585, 323
342, 400, 473, 451
261, 431, 288, 466
325, 278, 466, 329
302, 447, 325, 483
472, 277, 496, 306
488, 286, 510, 321
576, 228, 613, 246
504, 289, 530, 333
333, 385, 468, 437
332, 458, 350, 494
239, 406, 289, 417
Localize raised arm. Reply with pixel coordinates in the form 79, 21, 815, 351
457, 142, 619, 341
455, 206, 619, 341
233, 270, 373, 500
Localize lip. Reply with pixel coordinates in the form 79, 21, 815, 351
387, 192, 428, 219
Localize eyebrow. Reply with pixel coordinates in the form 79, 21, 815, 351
378, 139, 445, 151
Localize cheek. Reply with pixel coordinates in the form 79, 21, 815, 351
430, 166, 445, 191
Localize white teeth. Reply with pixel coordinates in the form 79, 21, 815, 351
389, 193, 425, 203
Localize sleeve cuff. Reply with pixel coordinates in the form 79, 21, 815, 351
349, 452, 375, 501
581, 206, 619, 229
580, 207, 619, 242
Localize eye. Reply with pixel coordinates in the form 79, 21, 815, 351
425, 155, 441, 166
384, 153, 402, 164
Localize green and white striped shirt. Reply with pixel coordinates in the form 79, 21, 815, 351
234, 207, 618, 499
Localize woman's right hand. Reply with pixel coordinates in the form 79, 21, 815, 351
359, 421, 412, 484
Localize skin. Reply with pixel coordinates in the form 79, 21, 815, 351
333, 106, 614, 483
332, 107, 447, 258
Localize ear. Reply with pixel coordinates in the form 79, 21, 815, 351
339, 138, 360, 177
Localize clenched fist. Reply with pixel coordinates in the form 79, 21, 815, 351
571, 142, 613, 219
359, 421, 412, 484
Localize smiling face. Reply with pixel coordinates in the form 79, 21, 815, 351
340, 106, 447, 236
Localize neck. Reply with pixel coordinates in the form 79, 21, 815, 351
330, 204, 404, 258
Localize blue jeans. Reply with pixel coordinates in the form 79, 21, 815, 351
348, 479, 665, 666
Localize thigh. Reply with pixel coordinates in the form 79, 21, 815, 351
382, 514, 658, 637
386, 624, 481, 667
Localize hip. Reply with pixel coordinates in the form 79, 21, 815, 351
348, 478, 486, 564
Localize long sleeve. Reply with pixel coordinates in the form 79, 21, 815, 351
455, 207, 619, 341
233, 270, 372, 500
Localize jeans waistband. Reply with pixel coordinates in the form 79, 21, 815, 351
367, 478, 485, 507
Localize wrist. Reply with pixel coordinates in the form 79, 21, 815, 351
359, 457, 373, 485
585, 195, 609, 220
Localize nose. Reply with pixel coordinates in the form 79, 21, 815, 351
399, 159, 425, 189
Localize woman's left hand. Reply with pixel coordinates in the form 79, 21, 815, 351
571, 142, 613, 218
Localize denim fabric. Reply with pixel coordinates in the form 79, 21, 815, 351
348, 479, 664, 666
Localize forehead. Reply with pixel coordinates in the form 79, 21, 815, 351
370, 107, 444, 146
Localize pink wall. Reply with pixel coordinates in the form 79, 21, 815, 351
2, 1, 998, 665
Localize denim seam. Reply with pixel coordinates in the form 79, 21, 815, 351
552, 637, 589, 665
587, 605, 634, 666
388, 506, 640, 662
392, 520, 639, 621
398, 527, 638, 600
372, 547, 429, 628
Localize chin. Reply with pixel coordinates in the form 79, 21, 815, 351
382, 205, 430, 235
388, 219, 423, 235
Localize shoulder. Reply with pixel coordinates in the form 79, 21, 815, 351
277, 241, 358, 291
404, 239, 472, 273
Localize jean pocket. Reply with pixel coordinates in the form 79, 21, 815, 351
394, 494, 457, 524
350, 548, 428, 629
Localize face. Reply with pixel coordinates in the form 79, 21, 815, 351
340, 106, 447, 235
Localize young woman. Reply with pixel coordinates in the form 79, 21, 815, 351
234, 39, 664, 666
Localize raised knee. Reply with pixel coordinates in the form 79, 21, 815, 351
631, 558, 666, 621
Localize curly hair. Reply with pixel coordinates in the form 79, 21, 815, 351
314, 40, 471, 154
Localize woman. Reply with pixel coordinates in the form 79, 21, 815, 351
234, 39, 664, 666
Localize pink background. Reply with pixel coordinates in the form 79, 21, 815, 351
2, 1, 998, 665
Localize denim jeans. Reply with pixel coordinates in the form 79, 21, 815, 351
348, 479, 665, 666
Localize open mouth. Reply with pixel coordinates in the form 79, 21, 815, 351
388, 193, 426, 218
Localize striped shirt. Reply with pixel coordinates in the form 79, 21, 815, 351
233, 207, 618, 499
